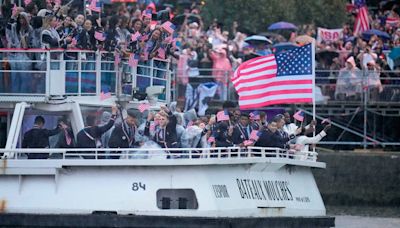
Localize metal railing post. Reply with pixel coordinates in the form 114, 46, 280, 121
45, 50, 50, 97
149, 59, 154, 86
78, 51, 82, 96
363, 69, 368, 150
166, 61, 171, 103
95, 51, 101, 96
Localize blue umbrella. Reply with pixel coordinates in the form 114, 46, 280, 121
268, 21, 297, 30
272, 42, 299, 54
362, 29, 391, 40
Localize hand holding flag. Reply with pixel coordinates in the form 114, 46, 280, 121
131, 32, 141, 42
249, 130, 259, 141
70, 37, 77, 46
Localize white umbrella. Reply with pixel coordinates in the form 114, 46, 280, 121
244, 35, 272, 44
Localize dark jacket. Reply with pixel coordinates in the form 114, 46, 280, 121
56, 128, 75, 148
144, 112, 178, 148
214, 122, 233, 147
108, 121, 136, 148
232, 124, 253, 145
77, 29, 96, 50
22, 126, 60, 159
255, 129, 285, 148
76, 116, 115, 148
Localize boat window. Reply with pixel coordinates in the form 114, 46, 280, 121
156, 189, 198, 210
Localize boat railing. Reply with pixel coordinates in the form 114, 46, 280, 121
0, 48, 171, 103
0, 146, 318, 162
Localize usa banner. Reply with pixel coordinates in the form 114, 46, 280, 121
317, 28, 343, 43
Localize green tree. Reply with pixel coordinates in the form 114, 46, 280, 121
200, 0, 347, 34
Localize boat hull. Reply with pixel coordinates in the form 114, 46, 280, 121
1, 161, 326, 218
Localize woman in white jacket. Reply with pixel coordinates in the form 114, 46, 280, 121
294, 123, 331, 161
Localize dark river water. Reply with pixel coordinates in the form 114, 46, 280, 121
328, 206, 400, 228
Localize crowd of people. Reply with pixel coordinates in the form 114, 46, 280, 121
0, 1, 399, 100
21, 101, 331, 160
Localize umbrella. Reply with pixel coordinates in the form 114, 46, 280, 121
171, 13, 200, 25
272, 42, 299, 54
362, 29, 391, 40
389, 47, 400, 60
268, 21, 297, 30
294, 35, 315, 45
380, 0, 398, 11
316, 49, 339, 65
244, 35, 272, 45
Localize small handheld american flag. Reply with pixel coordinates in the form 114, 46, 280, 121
100, 91, 111, 101
94, 31, 106, 41
216, 110, 230, 122
293, 111, 305, 122
88, 0, 101, 13
161, 21, 176, 34
138, 103, 150, 113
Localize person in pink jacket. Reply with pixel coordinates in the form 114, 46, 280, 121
209, 48, 232, 100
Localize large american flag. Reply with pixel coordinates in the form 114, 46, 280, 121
353, 0, 369, 35
232, 43, 314, 109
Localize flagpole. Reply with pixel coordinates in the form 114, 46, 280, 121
311, 40, 316, 155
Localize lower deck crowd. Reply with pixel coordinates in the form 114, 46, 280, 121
19, 101, 331, 160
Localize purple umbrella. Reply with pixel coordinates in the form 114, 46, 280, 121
268, 21, 297, 30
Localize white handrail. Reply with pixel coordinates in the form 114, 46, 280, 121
0, 49, 172, 103
0, 146, 318, 161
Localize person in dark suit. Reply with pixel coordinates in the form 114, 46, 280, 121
76, 105, 117, 158
254, 119, 284, 149
144, 106, 178, 150
22, 116, 66, 159
232, 113, 253, 147
108, 109, 141, 159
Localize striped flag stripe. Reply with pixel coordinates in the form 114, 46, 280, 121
239, 84, 313, 97
239, 98, 313, 109
235, 65, 278, 79
239, 89, 313, 101
232, 69, 277, 86
235, 76, 313, 92
237, 79, 313, 95
240, 59, 276, 74
354, 7, 369, 34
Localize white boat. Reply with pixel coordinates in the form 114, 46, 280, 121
0, 49, 334, 227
